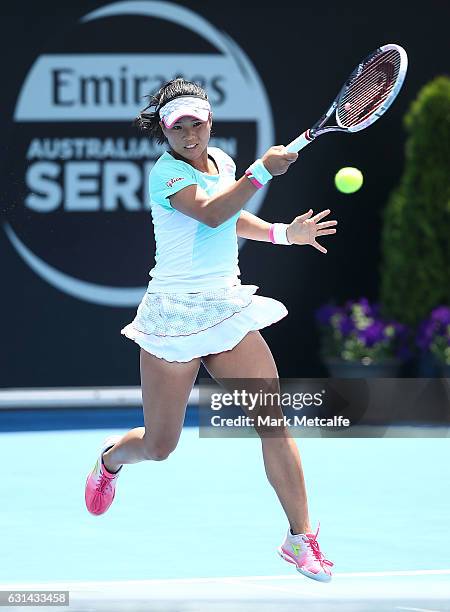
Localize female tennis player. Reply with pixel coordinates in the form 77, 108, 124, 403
85, 79, 336, 582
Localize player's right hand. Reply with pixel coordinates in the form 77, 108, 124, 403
261, 146, 298, 176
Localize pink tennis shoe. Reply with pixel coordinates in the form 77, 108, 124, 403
277, 523, 333, 582
85, 435, 123, 516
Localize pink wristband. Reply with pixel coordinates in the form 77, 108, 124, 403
269, 223, 292, 245
268, 224, 276, 244
245, 170, 264, 189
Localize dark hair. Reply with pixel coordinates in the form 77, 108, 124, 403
134, 78, 208, 144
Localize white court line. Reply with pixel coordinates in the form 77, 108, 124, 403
2, 568, 450, 589
396, 607, 442, 612
331, 569, 450, 578
213, 577, 310, 597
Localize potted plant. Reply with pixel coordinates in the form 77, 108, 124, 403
379, 76, 450, 370
315, 298, 410, 377
416, 306, 450, 377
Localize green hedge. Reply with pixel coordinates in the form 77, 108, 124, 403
380, 76, 450, 327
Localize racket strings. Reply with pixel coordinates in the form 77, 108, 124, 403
338, 50, 401, 127
347, 50, 400, 98
344, 64, 395, 119
349, 53, 398, 102
348, 52, 397, 99
344, 55, 399, 119
340, 51, 400, 124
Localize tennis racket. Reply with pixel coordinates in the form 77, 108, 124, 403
286, 43, 408, 153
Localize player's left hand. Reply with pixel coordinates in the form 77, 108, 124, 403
286, 209, 337, 254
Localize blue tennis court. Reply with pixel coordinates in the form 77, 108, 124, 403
1, 402, 449, 611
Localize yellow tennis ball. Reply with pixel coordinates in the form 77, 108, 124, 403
334, 167, 363, 194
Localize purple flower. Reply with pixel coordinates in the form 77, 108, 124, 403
416, 306, 450, 364
316, 297, 412, 362
390, 323, 410, 357
431, 306, 450, 325
315, 304, 341, 325
339, 315, 355, 337
344, 299, 357, 313
391, 321, 408, 338
356, 297, 372, 316
345, 297, 376, 317
358, 321, 385, 347
416, 306, 450, 351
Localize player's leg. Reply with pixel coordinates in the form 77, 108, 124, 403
103, 348, 201, 470
201, 331, 333, 581
85, 349, 200, 515
201, 330, 311, 535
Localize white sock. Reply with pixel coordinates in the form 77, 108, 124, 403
288, 528, 306, 542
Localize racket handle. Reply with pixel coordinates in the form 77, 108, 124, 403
286, 129, 315, 153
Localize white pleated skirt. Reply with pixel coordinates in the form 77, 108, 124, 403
120, 284, 287, 362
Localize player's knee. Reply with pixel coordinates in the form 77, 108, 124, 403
143, 440, 176, 461
150, 449, 172, 461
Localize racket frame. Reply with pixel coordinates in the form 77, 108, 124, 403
286, 43, 408, 153
336, 43, 408, 133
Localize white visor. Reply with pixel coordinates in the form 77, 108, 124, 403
159, 96, 211, 128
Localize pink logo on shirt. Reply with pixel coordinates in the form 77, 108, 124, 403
166, 177, 184, 188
